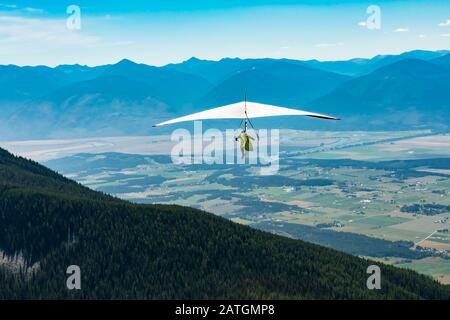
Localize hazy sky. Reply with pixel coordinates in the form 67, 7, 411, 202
0, 0, 449, 66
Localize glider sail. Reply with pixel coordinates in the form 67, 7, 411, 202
154, 101, 339, 127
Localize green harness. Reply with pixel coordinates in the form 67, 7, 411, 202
240, 132, 253, 151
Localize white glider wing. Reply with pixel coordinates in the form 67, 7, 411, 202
154, 101, 339, 127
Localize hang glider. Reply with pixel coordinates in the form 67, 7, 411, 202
153, 101, 339, 127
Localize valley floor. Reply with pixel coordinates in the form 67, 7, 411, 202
2, 130, 449, 284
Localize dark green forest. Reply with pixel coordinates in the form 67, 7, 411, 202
0, 147, 449, 299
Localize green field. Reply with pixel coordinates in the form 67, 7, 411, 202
397, 257, 450, 285
10, 130, 447, 283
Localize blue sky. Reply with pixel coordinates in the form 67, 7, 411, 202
0, 0, 449, 66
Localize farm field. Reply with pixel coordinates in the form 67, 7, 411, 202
2, 130, 449, 283
396, 257, 450, 285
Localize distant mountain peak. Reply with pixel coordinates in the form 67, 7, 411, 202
431, 53, 450, 70
219, 57, 243, 62
186, 57, 201, 62
116, 58, 138, 66
387, 57, 426, 66
375, 57, 447, 74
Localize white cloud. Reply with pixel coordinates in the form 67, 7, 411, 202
315, 42, 344, 48
393, 28, 409, 33
358, 21, 367, 27
24, 7, 44, 14
0, 4, 46, 14
105, 40, 134, 47
438, 20, 450, 27
0, 3, 16, 8
0, 14, 101, 51
441, 33, 450, 37
419, 34, 427, 39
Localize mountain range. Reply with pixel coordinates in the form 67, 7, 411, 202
1, 49, 450, 139
307, 58, 450, 130
0, 146, 449, 299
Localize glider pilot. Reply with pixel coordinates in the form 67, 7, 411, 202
235, 129, 255, 158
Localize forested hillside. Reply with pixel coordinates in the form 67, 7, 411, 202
0, 147, 449, 299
